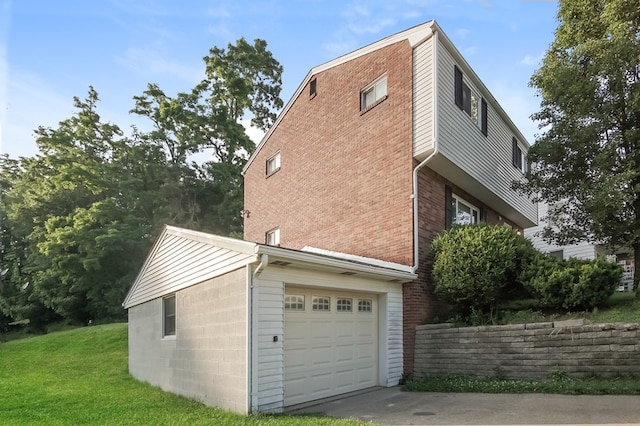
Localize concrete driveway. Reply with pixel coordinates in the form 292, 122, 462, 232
289, 386, 640, 425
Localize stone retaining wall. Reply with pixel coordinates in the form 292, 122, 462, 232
414, 320, 640, 379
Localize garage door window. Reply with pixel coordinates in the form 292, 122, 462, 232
285, 294, 304, 311
358, 299, 372, 312
336, 298, 352, 312
312, 296, 331, 311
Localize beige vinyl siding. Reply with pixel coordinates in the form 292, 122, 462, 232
525, 204, 598, 260
255, 279, 285, 412
412, 36, 435, 157
124, 230, 256, 308
383, 291, 403, 386
434, 38, 537, 225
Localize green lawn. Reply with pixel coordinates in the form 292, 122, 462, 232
0, 324, 366, 425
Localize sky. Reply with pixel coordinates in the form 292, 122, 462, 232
0, 0, 560, 159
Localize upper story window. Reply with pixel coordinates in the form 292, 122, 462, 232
265, 227, 280, 246
162, 294, 176, 337
360, 75, 387, 112
455, 65, 488, 136
266, 152, 281, 176
309, 77, 317, 99
512, 137, 528, 174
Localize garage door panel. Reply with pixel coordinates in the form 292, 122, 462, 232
284, 288, 378, 406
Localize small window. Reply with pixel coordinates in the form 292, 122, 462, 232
549, 250, 564, 260
361, 76, 387, 111
312, 296, 331, 311
512, 137, 528, 174
309, 78, 317, 98
266, 152, 281, 176
163, 294, 176, 337
358, 299, 372, 313
265, 227, 280, 246
285, 294, 304, 311
337, 298, 352, 312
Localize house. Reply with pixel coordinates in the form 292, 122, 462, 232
124, 225, 416, 413
242, 20, 536, 375
525, 202, 635, 291
124, 20, 537, 414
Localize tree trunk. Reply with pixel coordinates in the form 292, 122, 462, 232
634, 241, 640, 298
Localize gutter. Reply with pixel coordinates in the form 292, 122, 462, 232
248, 253, 269, 413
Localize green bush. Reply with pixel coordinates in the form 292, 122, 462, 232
521, 254, 622, 310
431, 224, 536, 321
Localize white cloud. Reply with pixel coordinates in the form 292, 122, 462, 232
114, 43, 203, 85
241, 119, 265, 145
520, 53, 544, 67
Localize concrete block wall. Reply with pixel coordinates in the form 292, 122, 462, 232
414, 321, 640, 379
128, 267, 248, 413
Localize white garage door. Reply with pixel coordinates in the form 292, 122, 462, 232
284, 287, 378, 406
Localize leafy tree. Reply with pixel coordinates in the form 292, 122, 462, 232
131, 37, 283, 236
0, 38, 283, 327
514, 0, 640, 287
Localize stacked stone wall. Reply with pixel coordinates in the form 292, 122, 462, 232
415, 320, 640, 379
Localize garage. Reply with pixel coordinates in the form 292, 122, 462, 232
284, 287, 378, 406
125, 226, 414, 414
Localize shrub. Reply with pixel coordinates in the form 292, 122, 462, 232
521, 254, 622, 310
431, 224, 536, 321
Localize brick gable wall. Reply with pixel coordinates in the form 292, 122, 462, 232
244, 41, 414, 265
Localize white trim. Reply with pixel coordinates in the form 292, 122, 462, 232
301, 246, 413, 273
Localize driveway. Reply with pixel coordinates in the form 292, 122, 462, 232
288, 386, 640, 425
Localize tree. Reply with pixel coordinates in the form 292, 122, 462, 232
131, 37, 283, 236
1, 88, 160, 324
514, 0, 640, 288
431, 224, 536, 323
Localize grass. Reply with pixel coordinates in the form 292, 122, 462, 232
493, 292, 640, 326
0, 323, 366, 426
403, 374, 640, 395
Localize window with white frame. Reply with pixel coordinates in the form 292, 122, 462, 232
360, 75, 387, 111
266, 152, 281, 176
336, 298, 352, 312
452, 194, 479, 225
512, 137, 528, 174
455, 65, 488, 136
358, 299, 372, 313
265, 227, 280, 246
312, 296, 331, 311
285, 294, 304, 311
162, 294, 176, 337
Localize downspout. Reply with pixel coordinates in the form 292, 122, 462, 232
248, 253, 268, 413
411, 30, 439, 274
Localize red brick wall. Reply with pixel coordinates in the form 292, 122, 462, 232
244, 41, 415, 265
402, 165, 510, 374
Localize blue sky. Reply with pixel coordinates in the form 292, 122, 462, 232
1, 0, 559, 159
